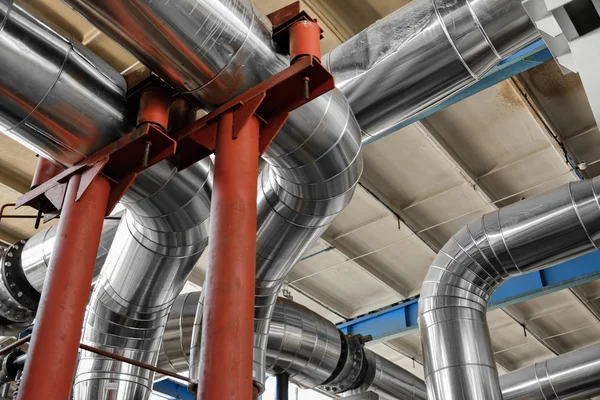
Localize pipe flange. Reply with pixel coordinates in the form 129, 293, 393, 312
1, 241, 39, 312
319, 334, 367, 394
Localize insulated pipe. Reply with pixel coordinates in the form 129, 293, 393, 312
0, 0, 130, 166
325, 0, 539, 139
500, 343, 600, 400
0, 213, 120, 335
16, 172, 111, 400
158, 293, 427, 400
419, 177, 600, 400
61, 0, 363, 394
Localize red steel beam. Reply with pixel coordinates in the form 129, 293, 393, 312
196, 112, 260, 400
16, 172, 111, 400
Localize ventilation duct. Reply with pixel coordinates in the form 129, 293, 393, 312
419, 177, 600, 399
61, 0, 363, 394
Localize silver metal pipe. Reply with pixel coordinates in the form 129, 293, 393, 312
0, 214, 120, 333
0, 0, 131, 166
325, 0, 539, 140
158, 293, 427, 400
61, 0, 363, 393
73, 159, 213, 400
20, 215, 120, 293
346, 351, 428, 400
419, 177, 600, 399
500, 343, 600, 400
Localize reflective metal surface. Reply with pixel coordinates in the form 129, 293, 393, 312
0, 214, 120, 334
324, 0, 539, 139
347, 350, 428, 400
61, 0, 363, 392
500, 343, 600, 400
0, 0, 130, 166
159, 293, 427, 399
73, 159, 213, 400
20, 215, 120, 293
419, 178, 600, 400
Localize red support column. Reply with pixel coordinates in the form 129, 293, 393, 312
17, 172, 111, 400
31, 157, 64, 189
197, 112, 260, 400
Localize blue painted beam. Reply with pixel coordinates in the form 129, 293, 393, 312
337, 250, 600, 343
362, 40, 553, 146
153, 379, 194, 400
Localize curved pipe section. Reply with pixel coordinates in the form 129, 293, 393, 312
73, 158, 213, 400
158, 293, 427, 400
325, 0, 538, 139
0, 0, 130, 166
419, 177, 600, 399
61, 0, 363, 392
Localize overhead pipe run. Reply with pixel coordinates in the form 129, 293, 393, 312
61, 0, 363, 395
325, 0, 539, 140
419, 177, 600, 399
499, 342, 600, 400
158, 292, 428, 400
0, 215, 119, 335
160, 292, 600, 400
0, 0, 131, 166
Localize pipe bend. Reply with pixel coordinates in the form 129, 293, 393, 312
419, 177, 600, 400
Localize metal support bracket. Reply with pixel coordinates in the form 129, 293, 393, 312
15, 9, 333, 221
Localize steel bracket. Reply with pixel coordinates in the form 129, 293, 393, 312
16, 122, 176, 219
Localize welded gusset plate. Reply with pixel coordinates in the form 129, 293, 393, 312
173, 55, 335, 170
16, 124, 176, 218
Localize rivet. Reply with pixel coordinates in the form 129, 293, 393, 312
4, 262, 10, 267
9, 283, 15, 288
6, 252, 12, 258
13, 245, 18, 250
17, 292, 22, 298
20, 240, 25, 244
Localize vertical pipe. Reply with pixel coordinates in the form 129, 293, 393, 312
276, 373, 290, 400
197, 112, 259, 400
16, 172, 111, 400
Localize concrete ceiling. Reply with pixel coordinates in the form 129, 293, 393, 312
2, 0, 600, 395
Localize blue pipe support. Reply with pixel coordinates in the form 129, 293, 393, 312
153, 380, 194, 400
337, 250, 600, 343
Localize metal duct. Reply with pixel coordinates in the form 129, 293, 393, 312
325, 0, 539, 139
499, 343, 600, 400
158, 292, 427, 400
0, 0, 130, 166
419, 177, 600, 399
0, 216, 120, 335
61, 0, 363, 393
